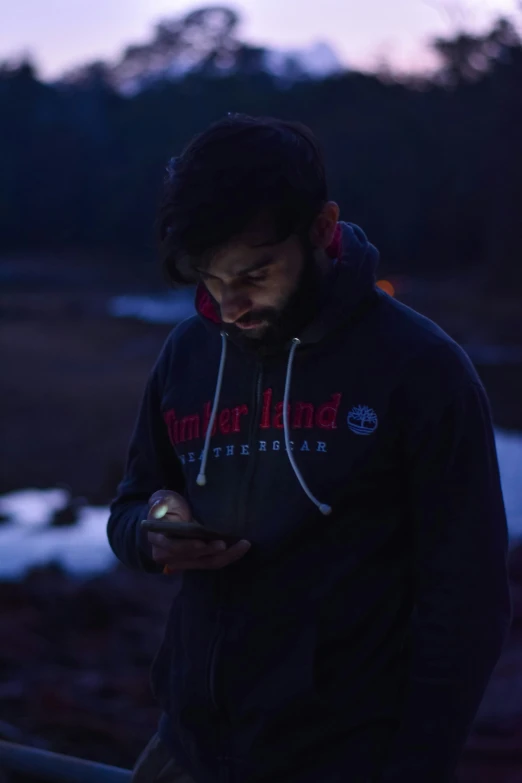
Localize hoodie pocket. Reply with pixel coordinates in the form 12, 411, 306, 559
223, 611, 319, 722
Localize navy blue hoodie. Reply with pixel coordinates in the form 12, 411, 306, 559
107, 222, 511, 783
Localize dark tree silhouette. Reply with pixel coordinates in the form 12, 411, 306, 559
0, 7, 521, 291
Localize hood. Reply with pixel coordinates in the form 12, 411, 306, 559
192, 223, 379, 513
195, 221, 379, 345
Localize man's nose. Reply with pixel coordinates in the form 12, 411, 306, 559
220, 290, 252, 324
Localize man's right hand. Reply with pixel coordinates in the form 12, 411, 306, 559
146, 490, 251, 572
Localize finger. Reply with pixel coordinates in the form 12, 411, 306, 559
149, 500, 169, 519
149, 489, 181, 507
152, 544, 228, 565
148, 534, 225, 560
148, 533, 209, 554
148, 489, 171, 505
152, 549, 211, 566
148, 491, 191, 519
163, 541, 251, 574
149, 500, 187, 520
161, 541, 250, 572
149, 504, 192, 525
187, 540, 251, 570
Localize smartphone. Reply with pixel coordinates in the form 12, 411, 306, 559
140, 518, 242, 547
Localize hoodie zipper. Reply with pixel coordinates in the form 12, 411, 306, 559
207, 369, 264, 700
207, 570, 225, 712
236, 362, 264, 533
206, 364, 263, 780
207, 573, 232, 783
207, 618, 224, 712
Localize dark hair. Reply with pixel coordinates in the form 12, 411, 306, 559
158, 114, 328, 285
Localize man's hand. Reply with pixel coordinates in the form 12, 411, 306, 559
146, 490, 251, 572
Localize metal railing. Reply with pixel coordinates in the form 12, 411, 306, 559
0, 740, 132, 782
3, 736, 522, 782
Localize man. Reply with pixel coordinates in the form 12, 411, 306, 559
107, 114, 512, 783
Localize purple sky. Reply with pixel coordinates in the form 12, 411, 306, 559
1, 0, 518, 79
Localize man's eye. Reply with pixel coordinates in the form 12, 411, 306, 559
247, 273, 268, 284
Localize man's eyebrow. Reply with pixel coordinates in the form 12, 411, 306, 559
196, 254, 276, 279
237, 255, 276, 276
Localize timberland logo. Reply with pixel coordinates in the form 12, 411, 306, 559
347, 405, 378, 436
164, 389, 343, 445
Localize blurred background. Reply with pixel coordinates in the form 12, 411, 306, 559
1, 0, 522, 780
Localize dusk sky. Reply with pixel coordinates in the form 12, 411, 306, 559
1, 0, 519, 79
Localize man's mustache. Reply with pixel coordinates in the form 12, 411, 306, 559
233, 310, 279, 326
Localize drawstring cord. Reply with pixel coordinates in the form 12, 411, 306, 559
283, 339, 332, 516
196, 332, 332, 515
196, 331, 228, 487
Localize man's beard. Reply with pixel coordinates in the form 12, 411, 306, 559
225, 246, 323, 351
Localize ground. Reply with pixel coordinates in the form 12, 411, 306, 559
0, 287, 171, 501
1, 554, 522, 780
1, 260, 522, 780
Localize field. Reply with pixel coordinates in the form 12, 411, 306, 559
1, 261, 522, 779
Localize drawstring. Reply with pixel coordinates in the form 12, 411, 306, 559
196, 331, 228, 487
283, 339, 332, 516
196, 332, 332, 516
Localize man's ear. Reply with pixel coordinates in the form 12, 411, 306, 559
309, 202, 340, 249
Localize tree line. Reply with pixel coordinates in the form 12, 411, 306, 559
1, 8, 521, 290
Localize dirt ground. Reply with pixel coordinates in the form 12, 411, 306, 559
0, 555, 522, 781
1, 288, 172, 501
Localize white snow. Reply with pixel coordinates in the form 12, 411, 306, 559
0, 430, 520, 580
107, 289, 195, 324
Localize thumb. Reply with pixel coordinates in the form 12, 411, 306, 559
148, 490, 191, 520
150, 500, 169, 519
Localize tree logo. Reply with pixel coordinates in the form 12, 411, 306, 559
347, 405, 378, 436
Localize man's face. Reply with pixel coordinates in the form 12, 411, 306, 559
197, 231, 319, 346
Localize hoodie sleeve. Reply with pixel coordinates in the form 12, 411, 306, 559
380, 358, 512, 782
107, 334, 185, 574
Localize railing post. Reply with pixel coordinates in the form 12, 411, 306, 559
0, 740, 132, 783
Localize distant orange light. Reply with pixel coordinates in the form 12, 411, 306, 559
376, 279, 395, 297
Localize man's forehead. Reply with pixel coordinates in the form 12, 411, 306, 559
205, 234, 285, 277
